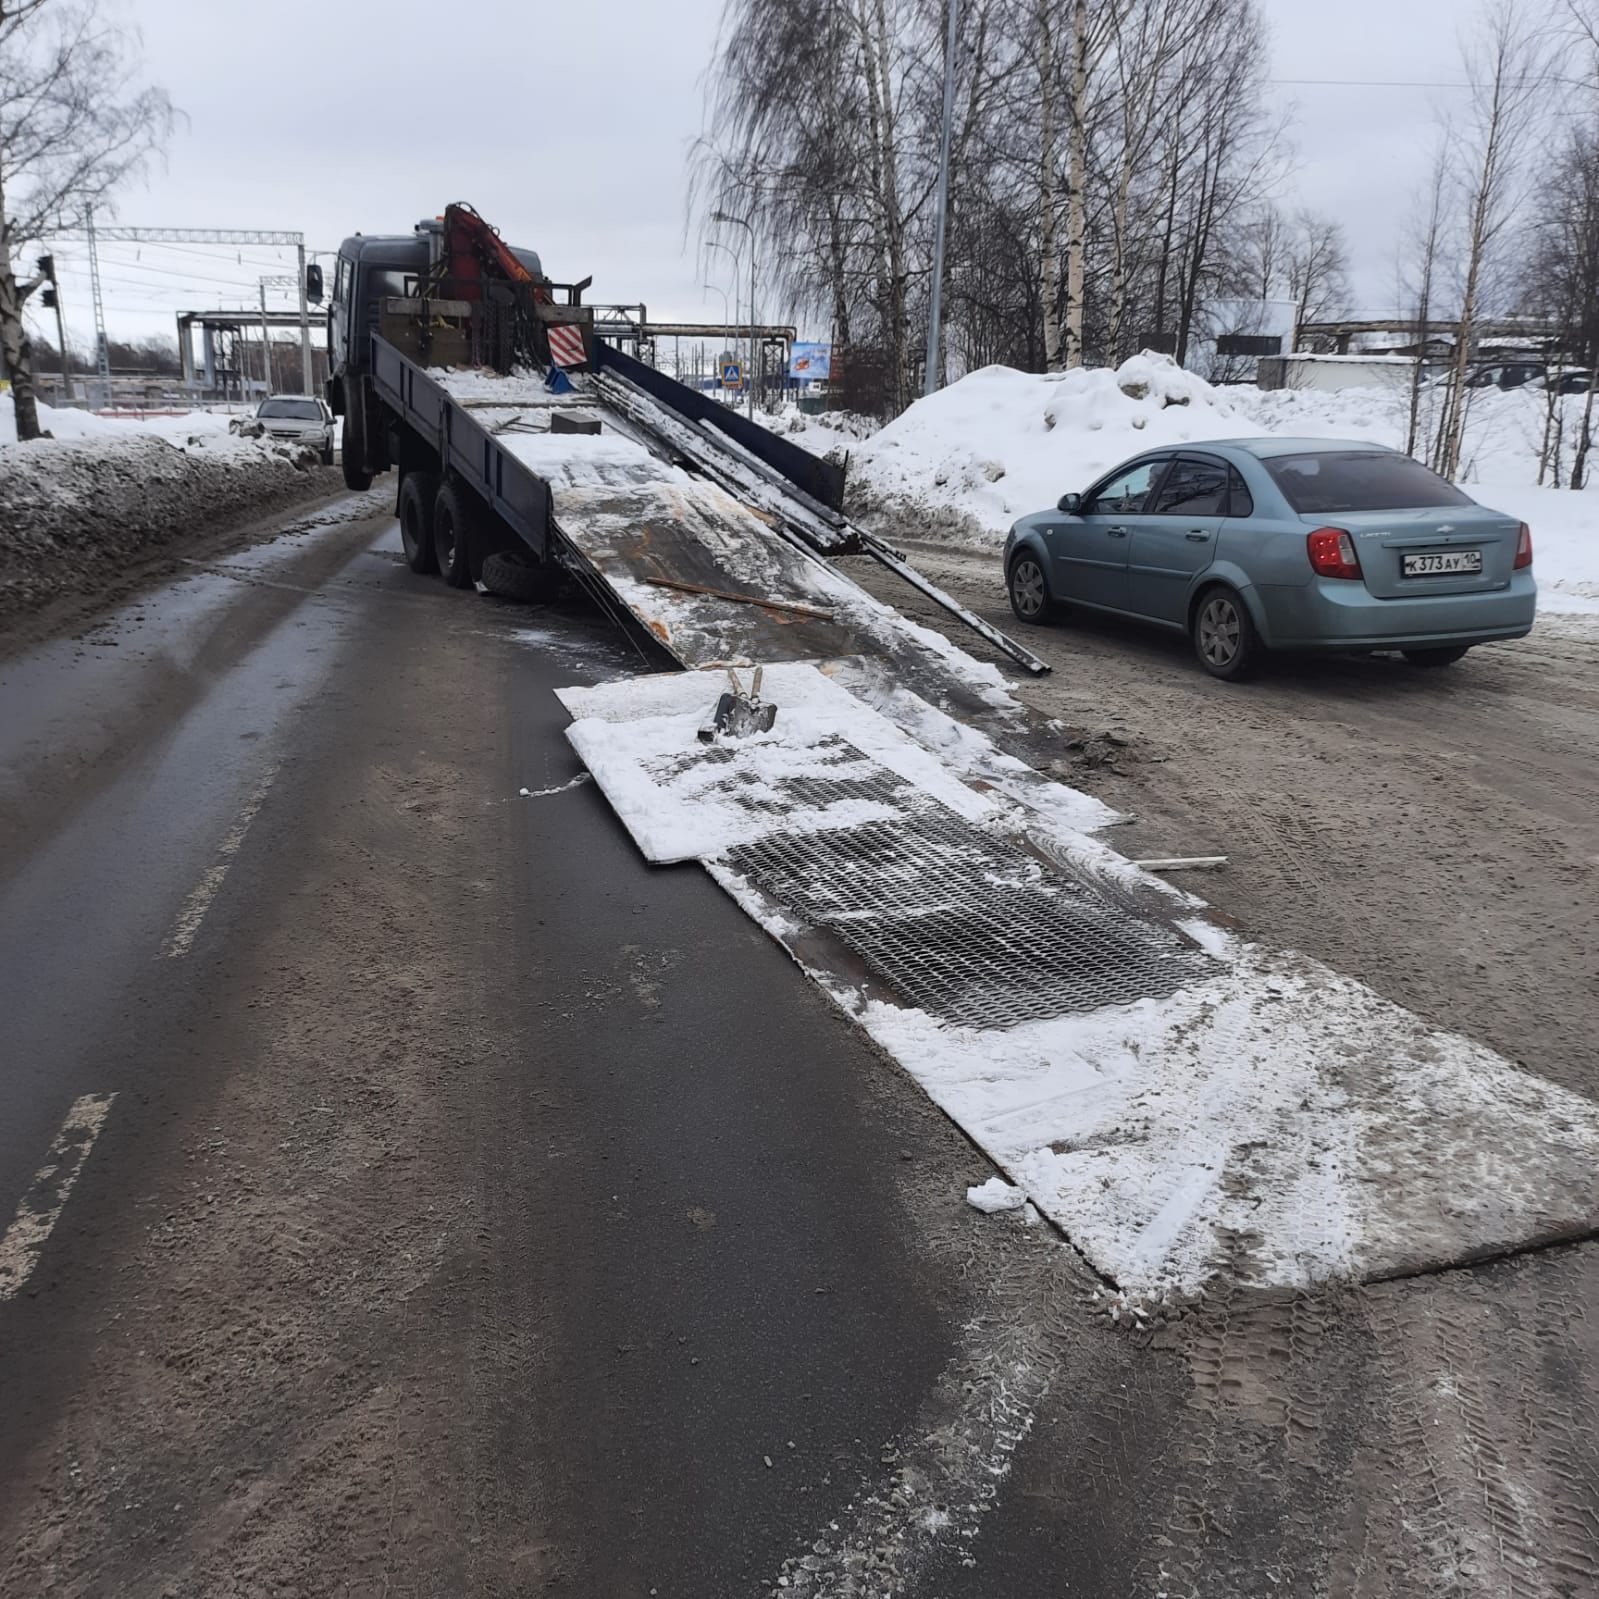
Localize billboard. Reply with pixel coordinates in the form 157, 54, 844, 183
788, 342, 832, 382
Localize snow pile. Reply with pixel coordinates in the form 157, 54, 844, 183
843, 358, 1599, 612
965, 1177, 1028, 1215
0, 391, 234, 449
846, 357, 1260, 542
0, 426, 335, 624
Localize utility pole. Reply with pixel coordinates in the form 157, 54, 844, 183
85, 209, 111, 389
259, 282, 273, 396
37, 255, 71, 403
296, 243, 313, 394
713, 210, 757, 420
925, 0, 960, 398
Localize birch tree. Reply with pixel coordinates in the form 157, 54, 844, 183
0, 0, 175, 441
1433, 0, 1549, 479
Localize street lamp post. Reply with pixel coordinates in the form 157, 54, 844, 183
712, 210, 757, 420
703, 281, 731, 401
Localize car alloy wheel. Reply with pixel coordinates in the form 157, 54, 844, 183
1009, 556, 1048, 621
1197, 592, 1242, 668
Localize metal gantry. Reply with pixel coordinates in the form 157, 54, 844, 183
52, 222, 315, 394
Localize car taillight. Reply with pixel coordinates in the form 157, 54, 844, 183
1307, 527, 1362, 580
1513, 522, 1533, 569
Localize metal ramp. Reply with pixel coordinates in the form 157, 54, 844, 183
426, 360, 1049, 690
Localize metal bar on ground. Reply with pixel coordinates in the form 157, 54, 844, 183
857, 532, 1052, 678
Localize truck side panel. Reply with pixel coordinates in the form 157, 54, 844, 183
371, 336, 553, 562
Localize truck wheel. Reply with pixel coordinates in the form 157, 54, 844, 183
341, 412, 372, 491
480, 551, 550, 604
398, 473, 440, 575
433, 481, 477, 589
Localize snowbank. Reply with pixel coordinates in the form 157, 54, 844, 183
845, 357, 1262, 542
843, 357, 1599, 612
0, 427, 336, 625
0, 391, 235, 448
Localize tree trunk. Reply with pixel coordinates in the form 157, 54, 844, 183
0, 176, 44, 443
870, 0, 911, 410
1037, 0, 1063, 371
1063, 0, 1088, 368
1572, 375, 1598, 488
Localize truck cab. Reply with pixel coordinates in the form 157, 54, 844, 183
323, 220, 548, 490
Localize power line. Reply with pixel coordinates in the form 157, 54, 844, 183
1268, 76, 1473, 89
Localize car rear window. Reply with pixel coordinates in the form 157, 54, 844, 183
258, 399, 323, 420
1263, 451, 1472, 513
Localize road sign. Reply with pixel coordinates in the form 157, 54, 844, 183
789, 342, 832, 381
721, 360, 743, 388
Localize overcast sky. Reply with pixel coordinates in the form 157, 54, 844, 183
45, 0, 1470, 351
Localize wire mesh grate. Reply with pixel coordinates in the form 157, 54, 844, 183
727, 805, 1213, 1029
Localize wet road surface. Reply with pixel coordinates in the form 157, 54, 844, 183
1, 499, 1596, 1597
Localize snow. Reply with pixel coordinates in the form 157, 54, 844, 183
559, 664, 1002, 864
832, 929, 1599, 1299
0, 391, 235, 450
966, 1177, 1028, 1214
843, 357, 1599, 613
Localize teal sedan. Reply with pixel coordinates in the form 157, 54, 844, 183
1002, 438, 1536, 681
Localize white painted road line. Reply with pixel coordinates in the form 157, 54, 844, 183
160, 765, 278, 958
0, 1094, 117, 1303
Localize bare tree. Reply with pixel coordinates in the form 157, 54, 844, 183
1433, 0, 1550, 479
1284, 210, 1350, 344
0, 0, 176, 441
1403, 141, 1451, 460
695, 0, 1282, 408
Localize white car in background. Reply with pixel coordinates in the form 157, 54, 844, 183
231, 395, 335, 464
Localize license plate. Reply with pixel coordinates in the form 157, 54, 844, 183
1402, 550, 1482, 577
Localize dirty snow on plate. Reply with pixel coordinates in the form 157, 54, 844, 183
841, 935, 1599, 1297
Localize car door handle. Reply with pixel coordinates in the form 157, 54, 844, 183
1107, 526, 1128, 538
1185, 529, 1212, 542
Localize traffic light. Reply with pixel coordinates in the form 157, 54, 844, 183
40, 289, 57, 309
305, 262, 324, 304
36, 254, 55, 282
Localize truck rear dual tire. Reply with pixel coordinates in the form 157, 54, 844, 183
433, 482, 478, 589
399, 473, 440, 575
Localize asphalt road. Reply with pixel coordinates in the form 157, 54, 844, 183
0, 501, 1144, 1596
3, 497, 1597, 1597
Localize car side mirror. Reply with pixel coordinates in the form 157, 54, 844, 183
1057, 492, 1082, 514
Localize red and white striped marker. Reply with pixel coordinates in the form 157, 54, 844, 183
547, 323, 587, 369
